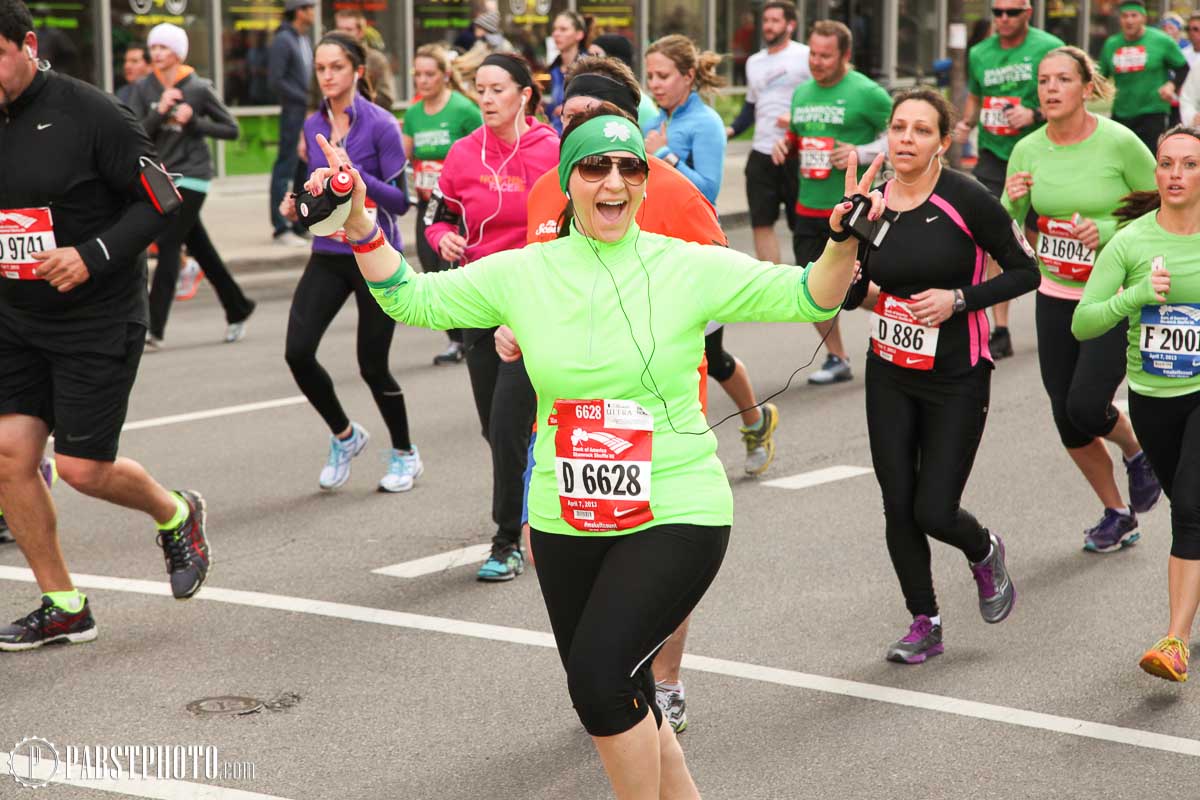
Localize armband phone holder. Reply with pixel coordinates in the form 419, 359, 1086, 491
296, 172, 355, 236
138, 158, 182, 216
846, 194, 896, 250
424, 186, 462, 228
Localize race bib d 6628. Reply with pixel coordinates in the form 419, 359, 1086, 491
550, 398, 653, 533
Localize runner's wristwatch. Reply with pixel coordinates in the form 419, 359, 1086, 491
663, 152, 680, 168
952, 289, 966, 314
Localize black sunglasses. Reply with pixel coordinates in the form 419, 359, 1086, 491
991, 7, 1026, 17
576, 155, 649, 185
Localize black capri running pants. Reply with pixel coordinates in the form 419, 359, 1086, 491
1035, 293, 1127, 449
285, 252, 411, 450
704, 326, 737, 382
531, 524, 730, 737
415, 200, 462, 345
1129, 390, 1200, 560
866, 360, 992, 618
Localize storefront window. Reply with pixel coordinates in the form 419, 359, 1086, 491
413, 0, 475, 55
648, 0, 706, 47
896, 0, 938, 80
27, 0, 101, 86
826, 0, 883, 80
112, 0, 213, 96
222, 0, 288, 106
504, 0, 569, 70
322, 1, 405, 100
715, 0, 760, 85
1045, 1, 1082, 48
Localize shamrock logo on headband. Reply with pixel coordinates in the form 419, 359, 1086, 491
603, 121, 631, 142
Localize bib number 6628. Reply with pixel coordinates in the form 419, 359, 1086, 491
559, 460, 644, 498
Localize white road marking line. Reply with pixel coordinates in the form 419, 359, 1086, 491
371, 544, 492, 578
3, 752, 292, 799
762, 465, 873, 490
121, 397, 309, 433
2, 566, 1197, 759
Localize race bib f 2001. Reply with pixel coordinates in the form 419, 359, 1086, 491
870, 292, 940, 370
0, 207, 56, 280
550, 398, 653, 533
1140, 303, 1200, 379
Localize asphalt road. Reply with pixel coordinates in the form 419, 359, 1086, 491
2, 222, 1197, 799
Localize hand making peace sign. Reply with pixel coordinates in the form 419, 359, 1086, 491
828, 150, 887, 236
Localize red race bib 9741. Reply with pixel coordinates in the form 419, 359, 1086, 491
0, 207, 56, 280
549, 398, 654, 533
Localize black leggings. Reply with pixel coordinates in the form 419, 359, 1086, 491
865, 359, 992, 618
149, 187, 255, 340
703, 326, 737, 382
415, 201, 462, 345
464, 330, 536, 547
531, 524, 730, 737
285, 252, 411, 450
1035, 293, 1127, 449
1129, 390, 1200, 560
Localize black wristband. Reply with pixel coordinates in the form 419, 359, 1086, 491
828, 194, 862, 242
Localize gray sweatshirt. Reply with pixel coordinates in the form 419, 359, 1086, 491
127, 71, 238, 182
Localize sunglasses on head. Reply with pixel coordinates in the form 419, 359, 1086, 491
991, 7, 1026, 17
576, 155, 649, 185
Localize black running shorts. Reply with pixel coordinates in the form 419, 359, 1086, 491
0, 307, 145, 461
745, 150, 799, 229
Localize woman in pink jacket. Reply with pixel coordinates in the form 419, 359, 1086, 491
423, 53, 559, 582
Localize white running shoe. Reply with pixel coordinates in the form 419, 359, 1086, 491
379, 446, 424, 493
318, 423, 369, 490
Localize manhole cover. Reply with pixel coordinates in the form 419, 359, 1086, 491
186, 696, 265, 716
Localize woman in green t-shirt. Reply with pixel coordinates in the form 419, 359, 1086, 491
307, 110, 882, 798
401, 44, 482, 364
1005, 47, 1162, 553
1073, 127, 1200, 684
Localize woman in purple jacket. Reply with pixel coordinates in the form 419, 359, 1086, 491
279, 32, 418, 494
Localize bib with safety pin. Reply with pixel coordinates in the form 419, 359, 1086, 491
800, 136, 834, 180
1140, 301, 1200, 379
550, 398, 653, 532
1036, 216, 1095, 282
0, 207, 56, 280
980, 96, 1021, 137
870, 292, 940, 370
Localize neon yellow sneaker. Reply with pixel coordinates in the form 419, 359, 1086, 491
1139, 636, 1189, 683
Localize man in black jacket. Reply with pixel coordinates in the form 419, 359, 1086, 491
0, 0, 210, 651
268, 0, 315, 246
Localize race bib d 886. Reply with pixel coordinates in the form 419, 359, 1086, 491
550, 398, 653, 533
870, 292, 940, 370
1140, 303, 1200, 379
0, 207, 56, 280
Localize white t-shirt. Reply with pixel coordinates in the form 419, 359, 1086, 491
745, 40, 812, 155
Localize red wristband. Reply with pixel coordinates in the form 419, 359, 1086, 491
350, 230, 387, 254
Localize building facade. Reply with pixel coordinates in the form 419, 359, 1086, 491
29, 0, 1193, 173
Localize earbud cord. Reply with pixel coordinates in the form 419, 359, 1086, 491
574, 206, 847, 437
468, 99, 525, 251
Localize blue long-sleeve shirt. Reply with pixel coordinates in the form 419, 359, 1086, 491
642, 91, 726, 204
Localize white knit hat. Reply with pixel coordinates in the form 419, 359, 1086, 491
147, 23, 189, 62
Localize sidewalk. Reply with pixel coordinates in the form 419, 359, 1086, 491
206, 140, 754, 275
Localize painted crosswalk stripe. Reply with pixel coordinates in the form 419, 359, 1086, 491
371, 544, 493, 578
1, 565, 1197, 760
762, 465, 873, 490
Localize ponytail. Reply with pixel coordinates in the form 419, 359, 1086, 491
415, 43, 469, 98
646, 34, 727, 99
1114, 125, 1200, 223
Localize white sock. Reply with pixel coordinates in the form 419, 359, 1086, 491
929, 615, 941, 627
1113, 506, 1131, 517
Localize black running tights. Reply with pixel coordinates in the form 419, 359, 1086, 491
866, 359, 992, 618
285, 252, 411, 450
531, 523, 729, 737
1129, 390, 1200, 560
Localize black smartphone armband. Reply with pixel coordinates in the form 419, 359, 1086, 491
138, 158, 182, 216
424, 187, 461, 228
845, 193, 896, 250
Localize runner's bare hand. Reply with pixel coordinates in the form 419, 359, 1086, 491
494, 325, 523, 362
32, 246, 89, 293
771, 135, 791, 165
909, 289, 955, 326
1006, 171, 1032, 202
173, 103, 194, 125
1071, 216, 1100, 251
439, 232, 467, 263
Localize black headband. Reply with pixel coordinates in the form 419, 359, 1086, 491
564, 73, 638, 120
480, 54, 533, 89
